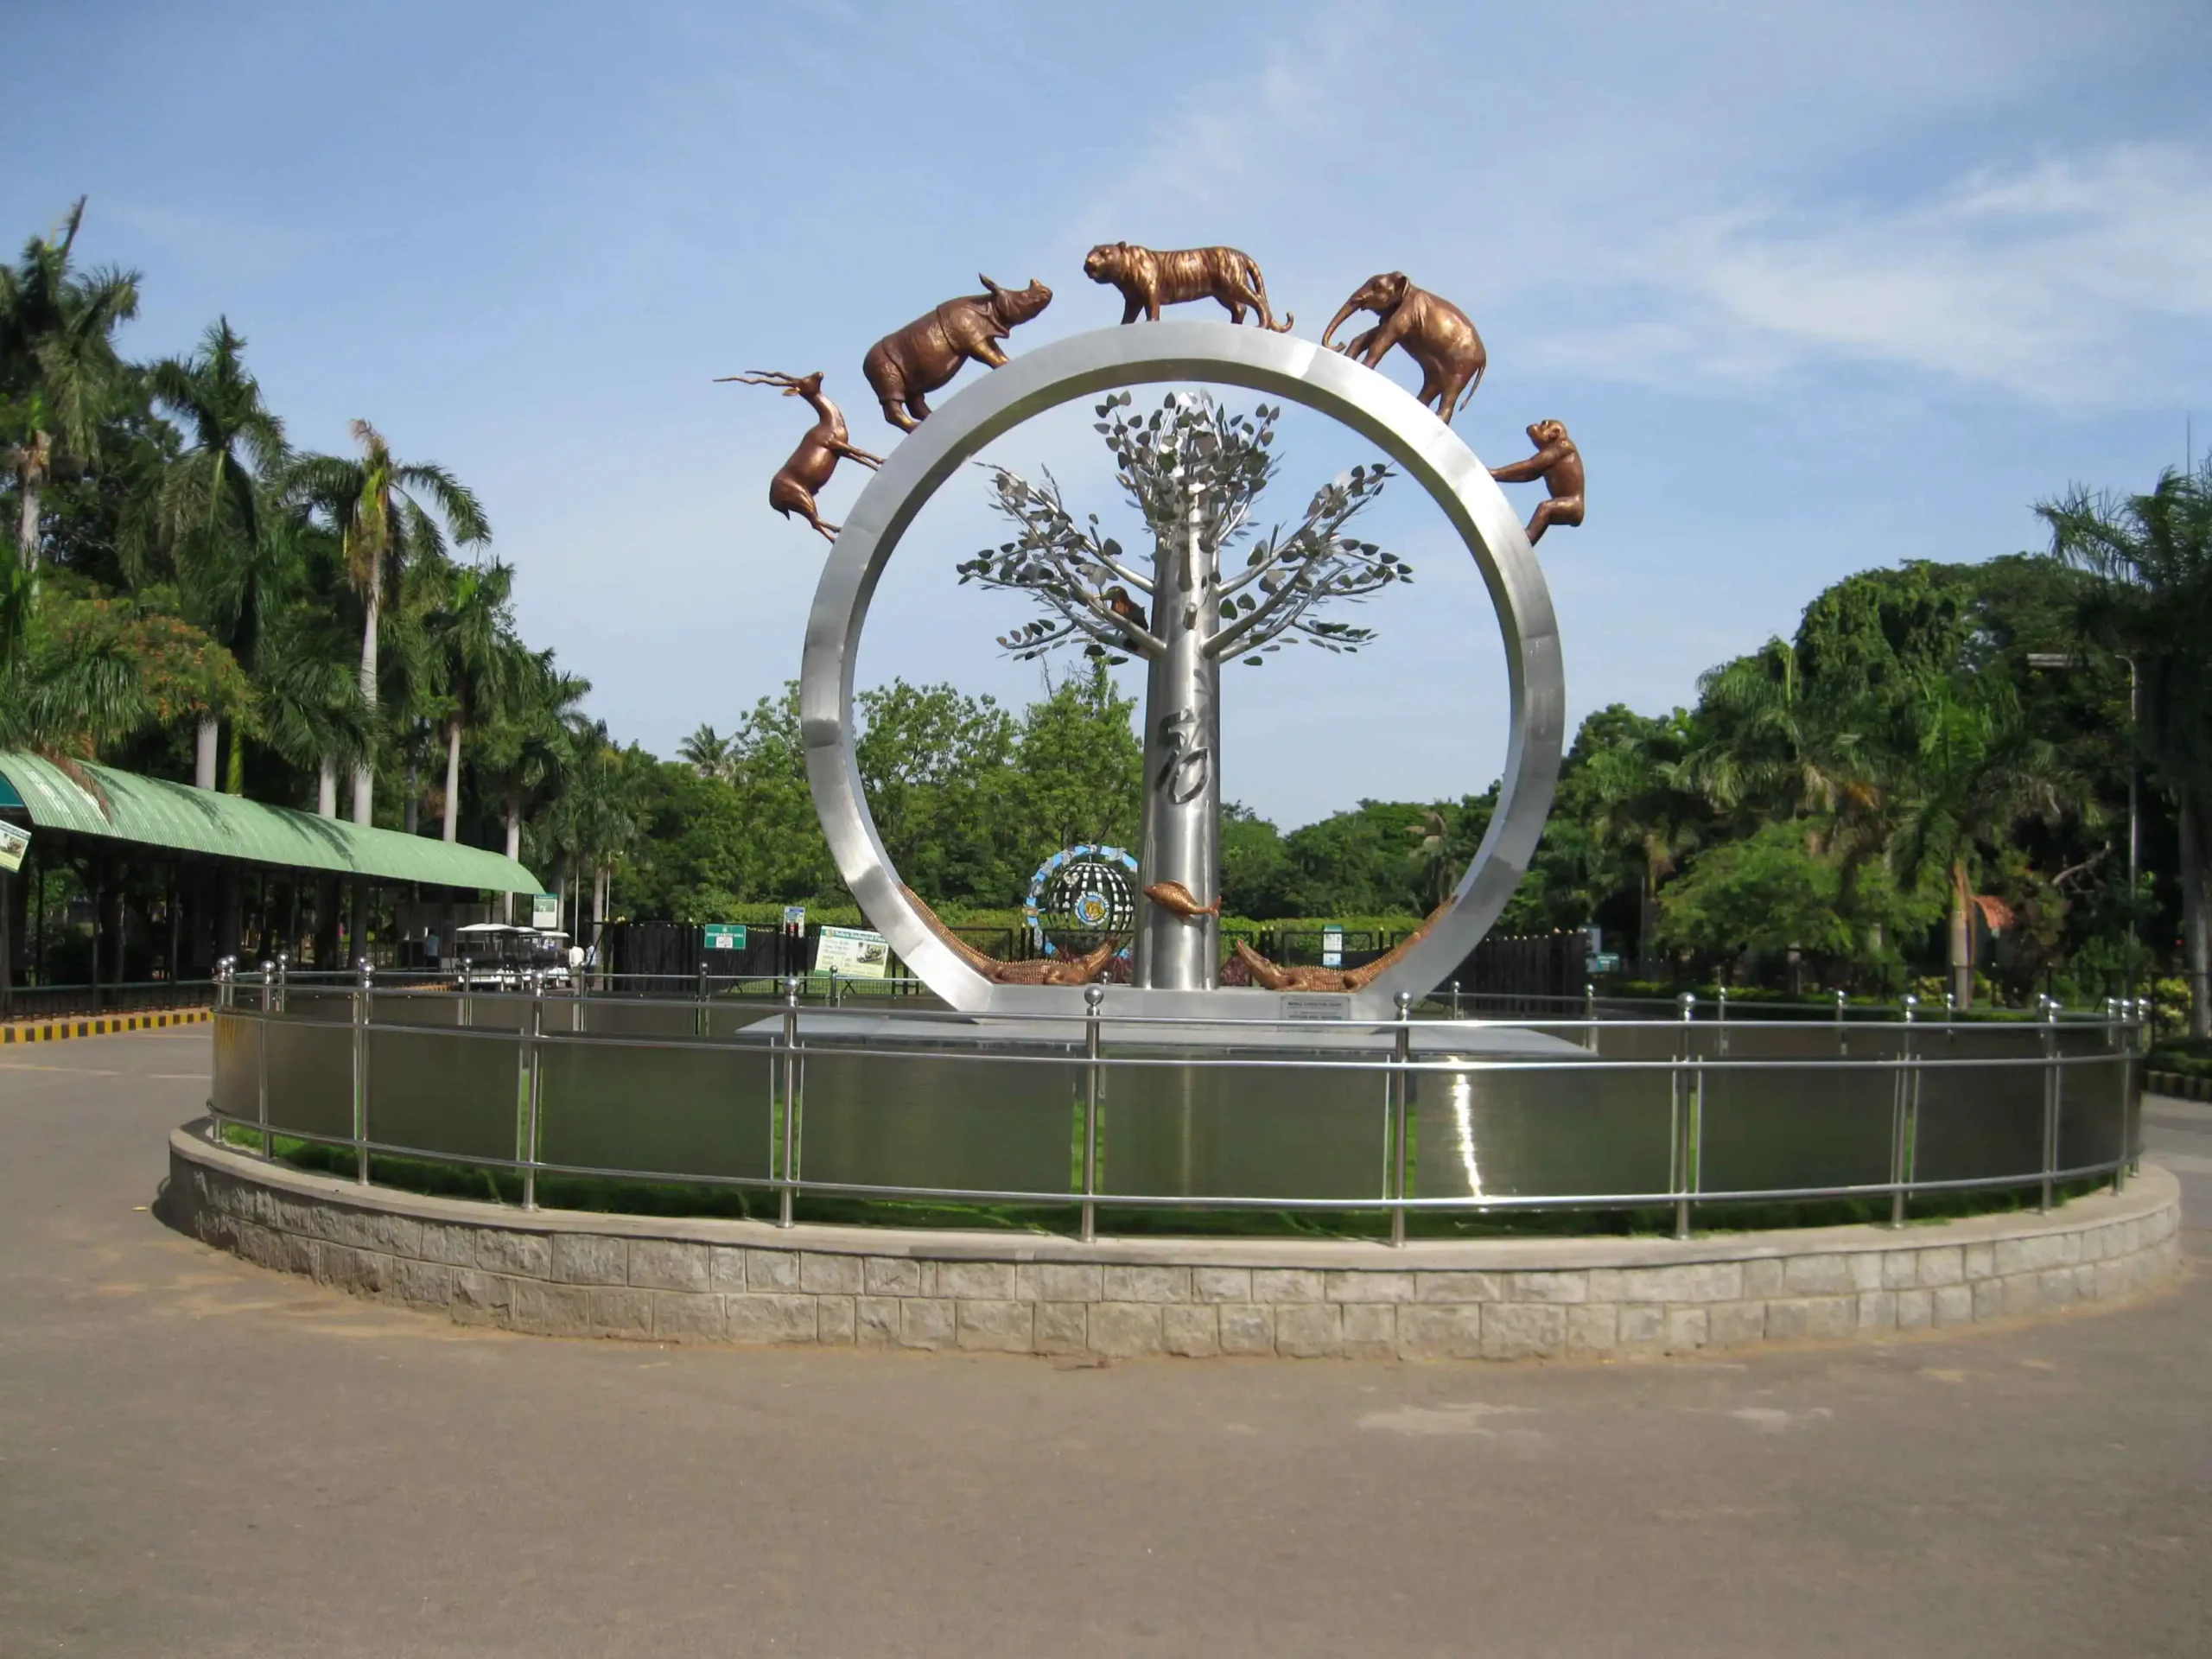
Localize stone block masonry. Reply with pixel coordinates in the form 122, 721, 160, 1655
170, 1123, 2183, 1363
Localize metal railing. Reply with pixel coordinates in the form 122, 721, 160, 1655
3, 977, 220, 1022
203, 960, 2146, 1244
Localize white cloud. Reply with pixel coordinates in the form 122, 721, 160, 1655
1535, 143, 2212, 403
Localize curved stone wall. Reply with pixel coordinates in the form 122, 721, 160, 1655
168, 1124, 2183, 1361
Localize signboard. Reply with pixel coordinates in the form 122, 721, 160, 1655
1589, 951, 1623, 975
530, 893, 559, 930
1281, 993, 1351, 1021
703, 924, 747, 952
813, 925, 889, 979
1320, 925, 1344, 969
0, 820, 27, 874
782, 905, 807, 931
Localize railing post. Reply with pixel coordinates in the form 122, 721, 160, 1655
1891, 994, 1919, 1227
256, 960, 273, 1158
353, 958, 372, 1185
1081, 983, 1104, 1243
2039, 995, 2059, 1213
779, 976, 800, 1229
275, 951, 289, 1015
696, 958, 709, 1039
1673, 992, 1696, 1239
1451, 979, 1461, 1020
521, 969, 544, 1212
1391, 990, 1414, 1249
1584, 980, 1597, 1052
2113, 997, 2132, 1193
1715, 983, 1729, 1057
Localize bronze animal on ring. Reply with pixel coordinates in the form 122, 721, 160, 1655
1321, 272, 1487, 424
862, 276, 1053, 432
1143, 880, 1218, 920
1084, 242, 1292, 331
715, 370, 883, 543
902, 886, 1119, 985
1490, 420, 1584, 544
1232, 903, 1449, 993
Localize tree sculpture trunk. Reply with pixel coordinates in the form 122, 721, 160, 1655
442, 719, 462, 842
1135, 474, 1220, 991
2183, 800, 2210, 1039
351, 552, 380, 826
194, 718, 219, 791
1948, 858, 1974, 1011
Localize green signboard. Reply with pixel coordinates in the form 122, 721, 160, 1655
530, 893, 559, 930
0, 820, 27, 874
703, 924, 747, 951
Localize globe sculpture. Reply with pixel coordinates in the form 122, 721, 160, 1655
1025, 844, 1140, 959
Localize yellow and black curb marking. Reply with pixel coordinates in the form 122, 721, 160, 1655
1, 1007, 213, 1046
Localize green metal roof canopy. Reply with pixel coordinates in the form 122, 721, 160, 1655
0, 753, 539, 893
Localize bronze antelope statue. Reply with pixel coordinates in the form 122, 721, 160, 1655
1321, 272, 1487, 424
862, 275, 1053, 432
716, 369, 883, 543
1084, 241, 1292, 330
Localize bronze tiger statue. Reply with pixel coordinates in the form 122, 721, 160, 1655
1084, 241, 1292, 331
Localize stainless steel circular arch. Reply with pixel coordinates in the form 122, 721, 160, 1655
800, 319, 1565, 1020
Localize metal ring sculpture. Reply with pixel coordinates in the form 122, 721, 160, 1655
800, 319, 1566, 1019
1025, 843, 1141, 957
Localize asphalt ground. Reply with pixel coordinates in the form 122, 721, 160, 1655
2, 1030, 2207, 1657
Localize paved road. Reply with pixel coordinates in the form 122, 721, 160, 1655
3, 1031, 2207, 1656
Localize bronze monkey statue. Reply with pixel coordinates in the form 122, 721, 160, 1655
1083, 241, 1292, 331
1490, 420, 1584, 544
715, 370, 883, 543
862, 276, 1053, 432
1321, 272, 1487, 424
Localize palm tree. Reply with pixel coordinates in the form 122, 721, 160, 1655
1582, 722, 1705, 975
1887, 672, 2075, 1008
148, 318, 288, 789
423, 557, 518, 842
1406, 808, 1456, 909
2043, 461, 2212, 1033
677, 723, 734, 780
0, 200, 140, 576
251, 601, 371, 814
283, 422, 488, 823
480, 649, 588, 915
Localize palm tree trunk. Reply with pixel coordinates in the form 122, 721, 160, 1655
1948, 858, 1974, 1011
1637, 867, 1657, 977
442, 719, 463, 843
16, 443, 43, 570
194, 718, 219, 791
2183, 798, 2211, 1040
502, 794, 520, 922
351, 553, 381, 825
225, 725, 245, 793
316, 760, 337, 818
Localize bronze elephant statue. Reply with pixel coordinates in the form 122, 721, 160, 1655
1321, 272, 1486, 424
862, 275, 1052, 431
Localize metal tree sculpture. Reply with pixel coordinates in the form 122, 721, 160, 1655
958, 392, 1410, 989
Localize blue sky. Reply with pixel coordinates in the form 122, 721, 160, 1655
8, 1, 2209, 828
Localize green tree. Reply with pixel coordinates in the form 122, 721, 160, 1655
1888, 671, 2077, 1008
283, 420, 488, 823
2042, 461, 2212, 1033
423, 557, 519, 842
147, 318, 288, 789
1005, 660, 1141, 856
0, 200, 140, 576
